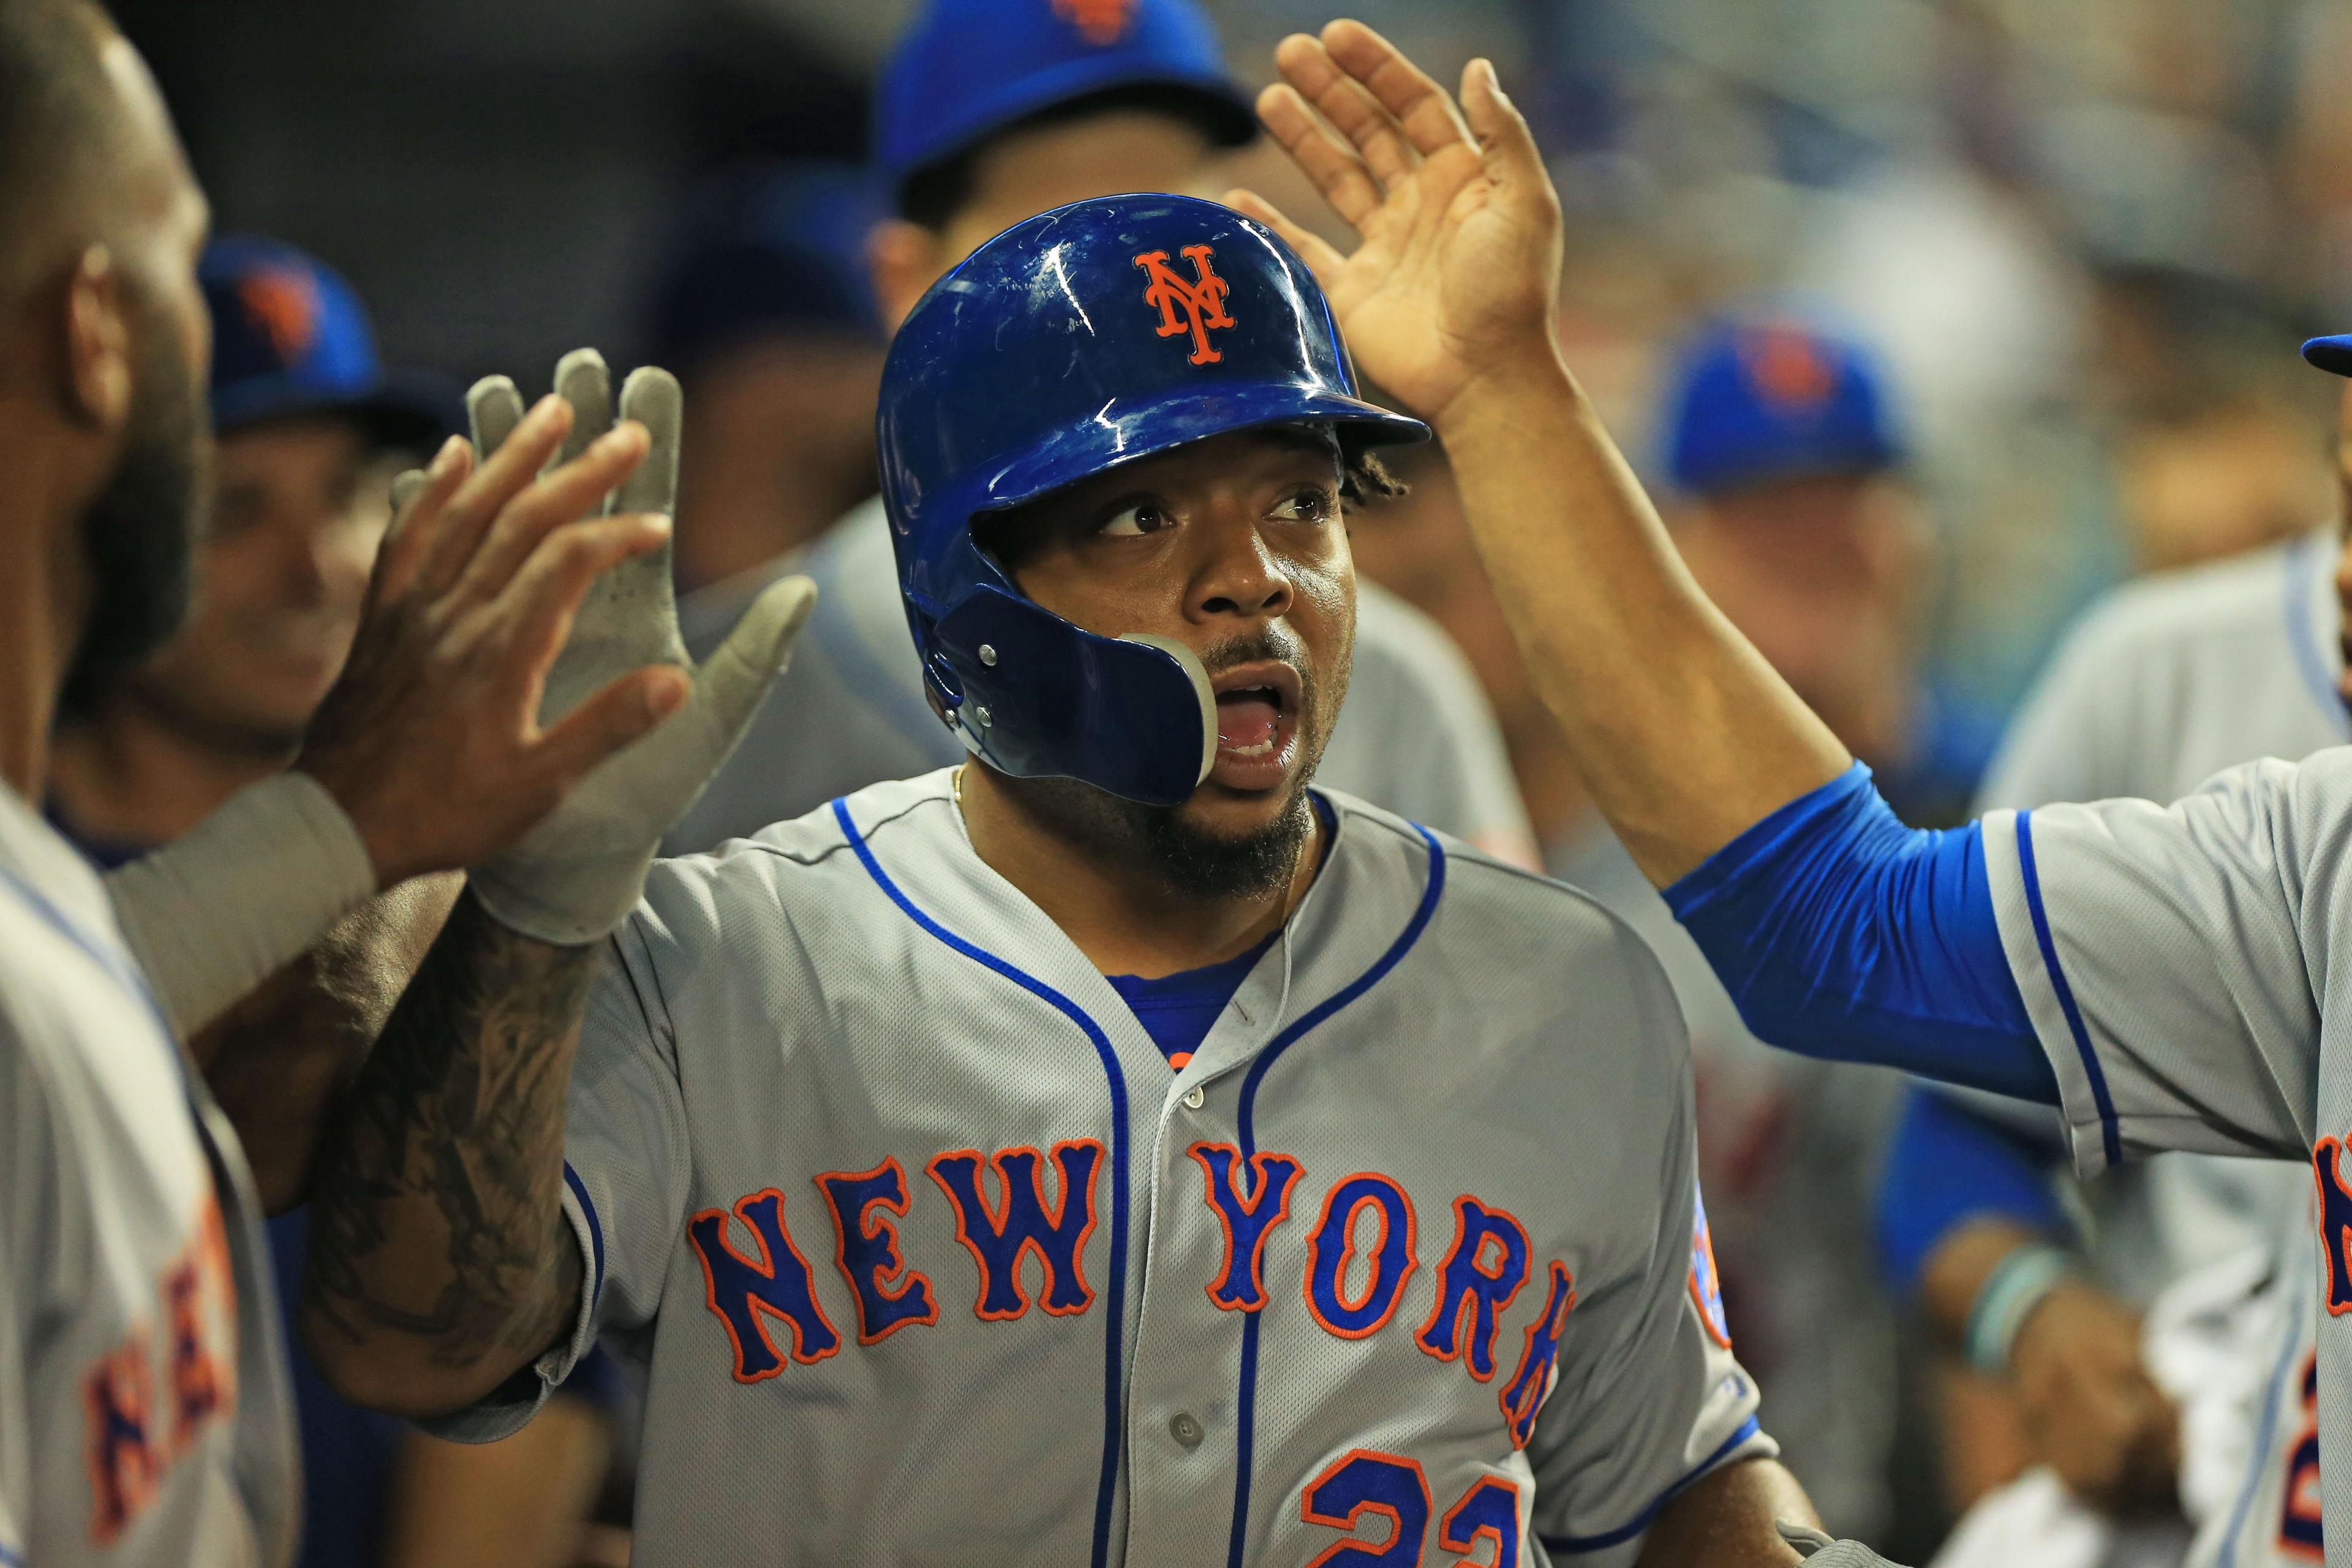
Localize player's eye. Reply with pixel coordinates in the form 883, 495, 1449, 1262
1270, 487, 1334, 524
1098, 501, 1170, 538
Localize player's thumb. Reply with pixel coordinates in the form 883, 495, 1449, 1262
692, 575, 818, 746
536, 665, 691, 793
1461, 58, 1551, 198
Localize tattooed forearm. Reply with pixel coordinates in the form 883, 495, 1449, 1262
201, 872, 464, 1213
302, 888, 594, 1393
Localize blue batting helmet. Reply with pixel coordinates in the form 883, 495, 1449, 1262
877, 192, 1427, 807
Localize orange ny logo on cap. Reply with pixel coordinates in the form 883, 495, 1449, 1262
1740, 325, 1837, 411
1053, 0, 1135, 45
238, 268, 321, 364
1134, 244, 1235, 366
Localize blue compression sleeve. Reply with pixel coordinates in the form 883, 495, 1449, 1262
1874, 1085, 2068, 1297
1664, 763, 2059, 1104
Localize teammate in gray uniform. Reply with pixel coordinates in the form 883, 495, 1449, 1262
1893, 520, 2340, 1518
0, 5, 743, 1564
1209, 21, 2352, 1568
1961, 521, 2352, 1562
665, 0, 1535, 865
295, 170, 1836, 1568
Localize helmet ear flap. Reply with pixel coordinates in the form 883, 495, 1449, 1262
930, 587, 1215, 805
1116, 633, 1218, 788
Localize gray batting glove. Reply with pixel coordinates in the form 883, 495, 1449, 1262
1778, 1521, 1909, 1568
454, 349, 817, 945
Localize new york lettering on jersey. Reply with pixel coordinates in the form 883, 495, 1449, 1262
440, 774, 1770, 1567
0, 788, 296, 1568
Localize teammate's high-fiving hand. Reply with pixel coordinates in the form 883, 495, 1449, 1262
1229, 21, 1564, 426
295, 386, 688, 892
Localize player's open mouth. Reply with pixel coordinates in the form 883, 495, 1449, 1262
1210, 660, 1303, 791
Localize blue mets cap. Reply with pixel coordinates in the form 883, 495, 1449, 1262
202, 236, 455, 447
1663, 317, 1906, 497
647, 162, 885, 371
875, 0, 1256, 211
2303, 334, 2352, 376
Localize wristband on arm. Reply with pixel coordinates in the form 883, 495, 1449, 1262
105, 772, 379, 1038
1963, 1242, 2073, 1375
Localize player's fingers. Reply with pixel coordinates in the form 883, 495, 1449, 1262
467, 375, 528, 461
1460, 57, 1554, 200
612, 365, 682, 519
1256, 81, 1384, 231
1321, 19, 1476, 160
1224, 189, 1350, 286
461, 424, 652, 600
423, 394, 573, 594
694, 574, 818, 739
492, 511, 675, 693
532, 666, 692, 791
1272, 32, 1417, 189
548, 348, 615, 491
368, 435, 470, 606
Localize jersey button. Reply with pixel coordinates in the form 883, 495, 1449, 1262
1182, 1085, 1206, 1110
1169, 1412, 1205, 1449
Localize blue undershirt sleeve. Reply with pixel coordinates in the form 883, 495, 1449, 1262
1662, 763, 2059, 1104
1873, 1085, 2069, 1297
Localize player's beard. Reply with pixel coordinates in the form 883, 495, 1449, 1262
1009, 624, 1344, 902
59, 292, 211, 718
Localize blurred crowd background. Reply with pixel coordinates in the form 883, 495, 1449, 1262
112, 0, 2352, 713
93, 0, 2352, 1562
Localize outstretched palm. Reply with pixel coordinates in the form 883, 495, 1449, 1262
1233, 21, 1565, 423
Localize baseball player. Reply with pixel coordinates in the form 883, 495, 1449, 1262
1875, 396, 2352, 1539
0, 6, 799, 1562
1210, 20, 2352, 1566
44, 235, 633, 1568
663, 0, 1538, 867
297, 191, 1831, 1565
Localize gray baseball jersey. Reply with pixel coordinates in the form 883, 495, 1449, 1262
2180, 1199, 2323, 1568
663, 497, 1539, 865
1964, 527, 2345, 1568
0, 787, 297, 1568
1969, 527, 2333, 1302
445, 773, 1768, 1566
1980, 741, 2352, 1564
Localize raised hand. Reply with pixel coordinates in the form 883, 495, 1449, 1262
1232, 20, 1564, 424
296, 390, 687, 890
458, 351, 816, 946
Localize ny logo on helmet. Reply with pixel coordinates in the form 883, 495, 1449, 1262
1135, 245, 1236, 366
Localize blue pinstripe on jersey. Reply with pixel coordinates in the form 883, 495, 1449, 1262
833, 796, 1133, 1568
562, 1163, 606, 1311
2013, 811, 2122, 1166
2211, 1284, 2312, 1568
0, 859, 183, 1080
1224, 823, 1446, 1568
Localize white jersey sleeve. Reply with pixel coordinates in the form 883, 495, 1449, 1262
1982, 752, 2344, 1174
1526, 946, 1773, 1562
426, 906, 692, 1442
